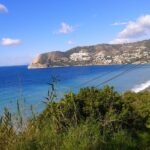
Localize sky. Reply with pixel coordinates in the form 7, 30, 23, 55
0, 0, 150, 66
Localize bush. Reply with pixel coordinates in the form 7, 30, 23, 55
0, 86, 150, 150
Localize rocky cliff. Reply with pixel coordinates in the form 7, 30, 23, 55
28, 39, 150, 69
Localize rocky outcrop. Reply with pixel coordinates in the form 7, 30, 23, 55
28, 39, 150, 69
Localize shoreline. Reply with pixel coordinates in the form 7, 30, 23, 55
28, 63, 146, 70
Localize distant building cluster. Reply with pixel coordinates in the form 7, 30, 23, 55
69, 46, 150, 65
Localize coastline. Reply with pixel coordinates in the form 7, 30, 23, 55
28, 63, 142, 70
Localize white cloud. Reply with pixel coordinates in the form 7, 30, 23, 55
111, 15, 150, 44
58, 22, 74, 34
111, 22, 128, 26
0, 4, 8, 13
67, 40, 75, 45
1, 38, 21, 46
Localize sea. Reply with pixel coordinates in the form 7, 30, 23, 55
0, 64, 150, 115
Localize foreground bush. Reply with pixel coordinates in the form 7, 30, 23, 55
0, 86, 150, 150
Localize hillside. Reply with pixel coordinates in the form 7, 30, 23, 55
28, 39, 150, 69
1, 86, 150, 149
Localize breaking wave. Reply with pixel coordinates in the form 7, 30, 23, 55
131, 80, 150, 93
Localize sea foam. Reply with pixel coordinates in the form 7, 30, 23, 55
131, 80, 150, 93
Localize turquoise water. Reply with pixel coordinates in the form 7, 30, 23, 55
0, 64, 150, 114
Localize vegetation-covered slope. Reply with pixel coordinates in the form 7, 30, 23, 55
0, 86, 150, 150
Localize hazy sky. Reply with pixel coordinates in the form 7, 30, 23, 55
0, 0, 150, 66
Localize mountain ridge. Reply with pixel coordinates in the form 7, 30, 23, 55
28, 39, 150, 69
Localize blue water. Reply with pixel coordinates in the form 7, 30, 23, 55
0, 64, 150, 114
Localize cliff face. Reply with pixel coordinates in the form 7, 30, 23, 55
28, 40, 150, 69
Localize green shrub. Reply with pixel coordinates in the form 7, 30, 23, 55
0, 86, 150, 150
